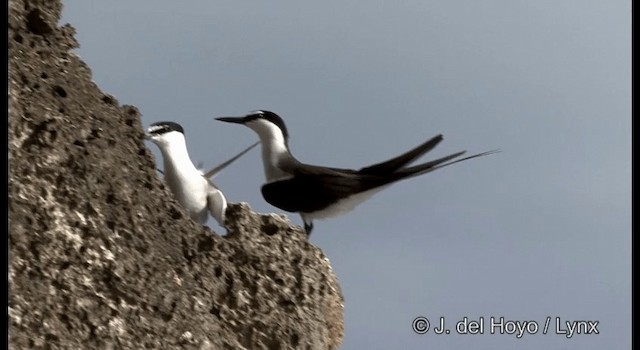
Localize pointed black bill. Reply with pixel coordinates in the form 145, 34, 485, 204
216, 116, 247, 124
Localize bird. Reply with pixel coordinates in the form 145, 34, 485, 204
216, 110, 497, 235
145, 121, 259, 226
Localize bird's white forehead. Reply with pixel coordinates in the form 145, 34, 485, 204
147, 124, 165, 133
249, 110, 265, 115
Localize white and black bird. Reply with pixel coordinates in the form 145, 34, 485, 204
216, 110, 497, 235
145, 121, 259, 226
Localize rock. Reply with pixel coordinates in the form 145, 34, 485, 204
8, 0, 344, 348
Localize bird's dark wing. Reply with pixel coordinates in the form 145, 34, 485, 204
310, 135, 444, 175
203, 141, 260, 179
261, 146, 498, 214
357, 134, 443, 175
261, 165, 386, 213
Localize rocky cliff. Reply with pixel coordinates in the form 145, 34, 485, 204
8, 0, 344, 348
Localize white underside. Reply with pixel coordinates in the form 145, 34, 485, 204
164, 172, 227, 225
300, 185, 390, 223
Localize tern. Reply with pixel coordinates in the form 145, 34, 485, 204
146, 121, 258, 226
216, 110, 497, 235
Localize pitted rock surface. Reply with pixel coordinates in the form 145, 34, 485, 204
8, 1, 344, 348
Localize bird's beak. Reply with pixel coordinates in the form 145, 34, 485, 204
215, 116, 247, 124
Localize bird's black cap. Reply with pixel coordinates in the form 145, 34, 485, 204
147, 121, 185, 135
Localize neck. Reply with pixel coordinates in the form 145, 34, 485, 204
258, 132, 292, 182
246, 119, 295, 181
159, 136, 200, 177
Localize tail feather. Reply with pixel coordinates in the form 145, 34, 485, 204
358, 134, 443, 175
203, 141, 260, 179
398, 149, 500, 179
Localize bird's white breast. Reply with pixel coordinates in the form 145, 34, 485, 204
155, 132, 213, 224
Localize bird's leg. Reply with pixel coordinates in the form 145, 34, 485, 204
304, 222, 314, 236
300, 214, 314, 236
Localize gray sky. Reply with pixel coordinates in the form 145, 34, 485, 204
61, 1, 630, 348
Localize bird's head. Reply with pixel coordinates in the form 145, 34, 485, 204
145, 121, 186, 149
216, 110, 289, 145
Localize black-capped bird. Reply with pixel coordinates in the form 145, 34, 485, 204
216, 110, 497, 235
